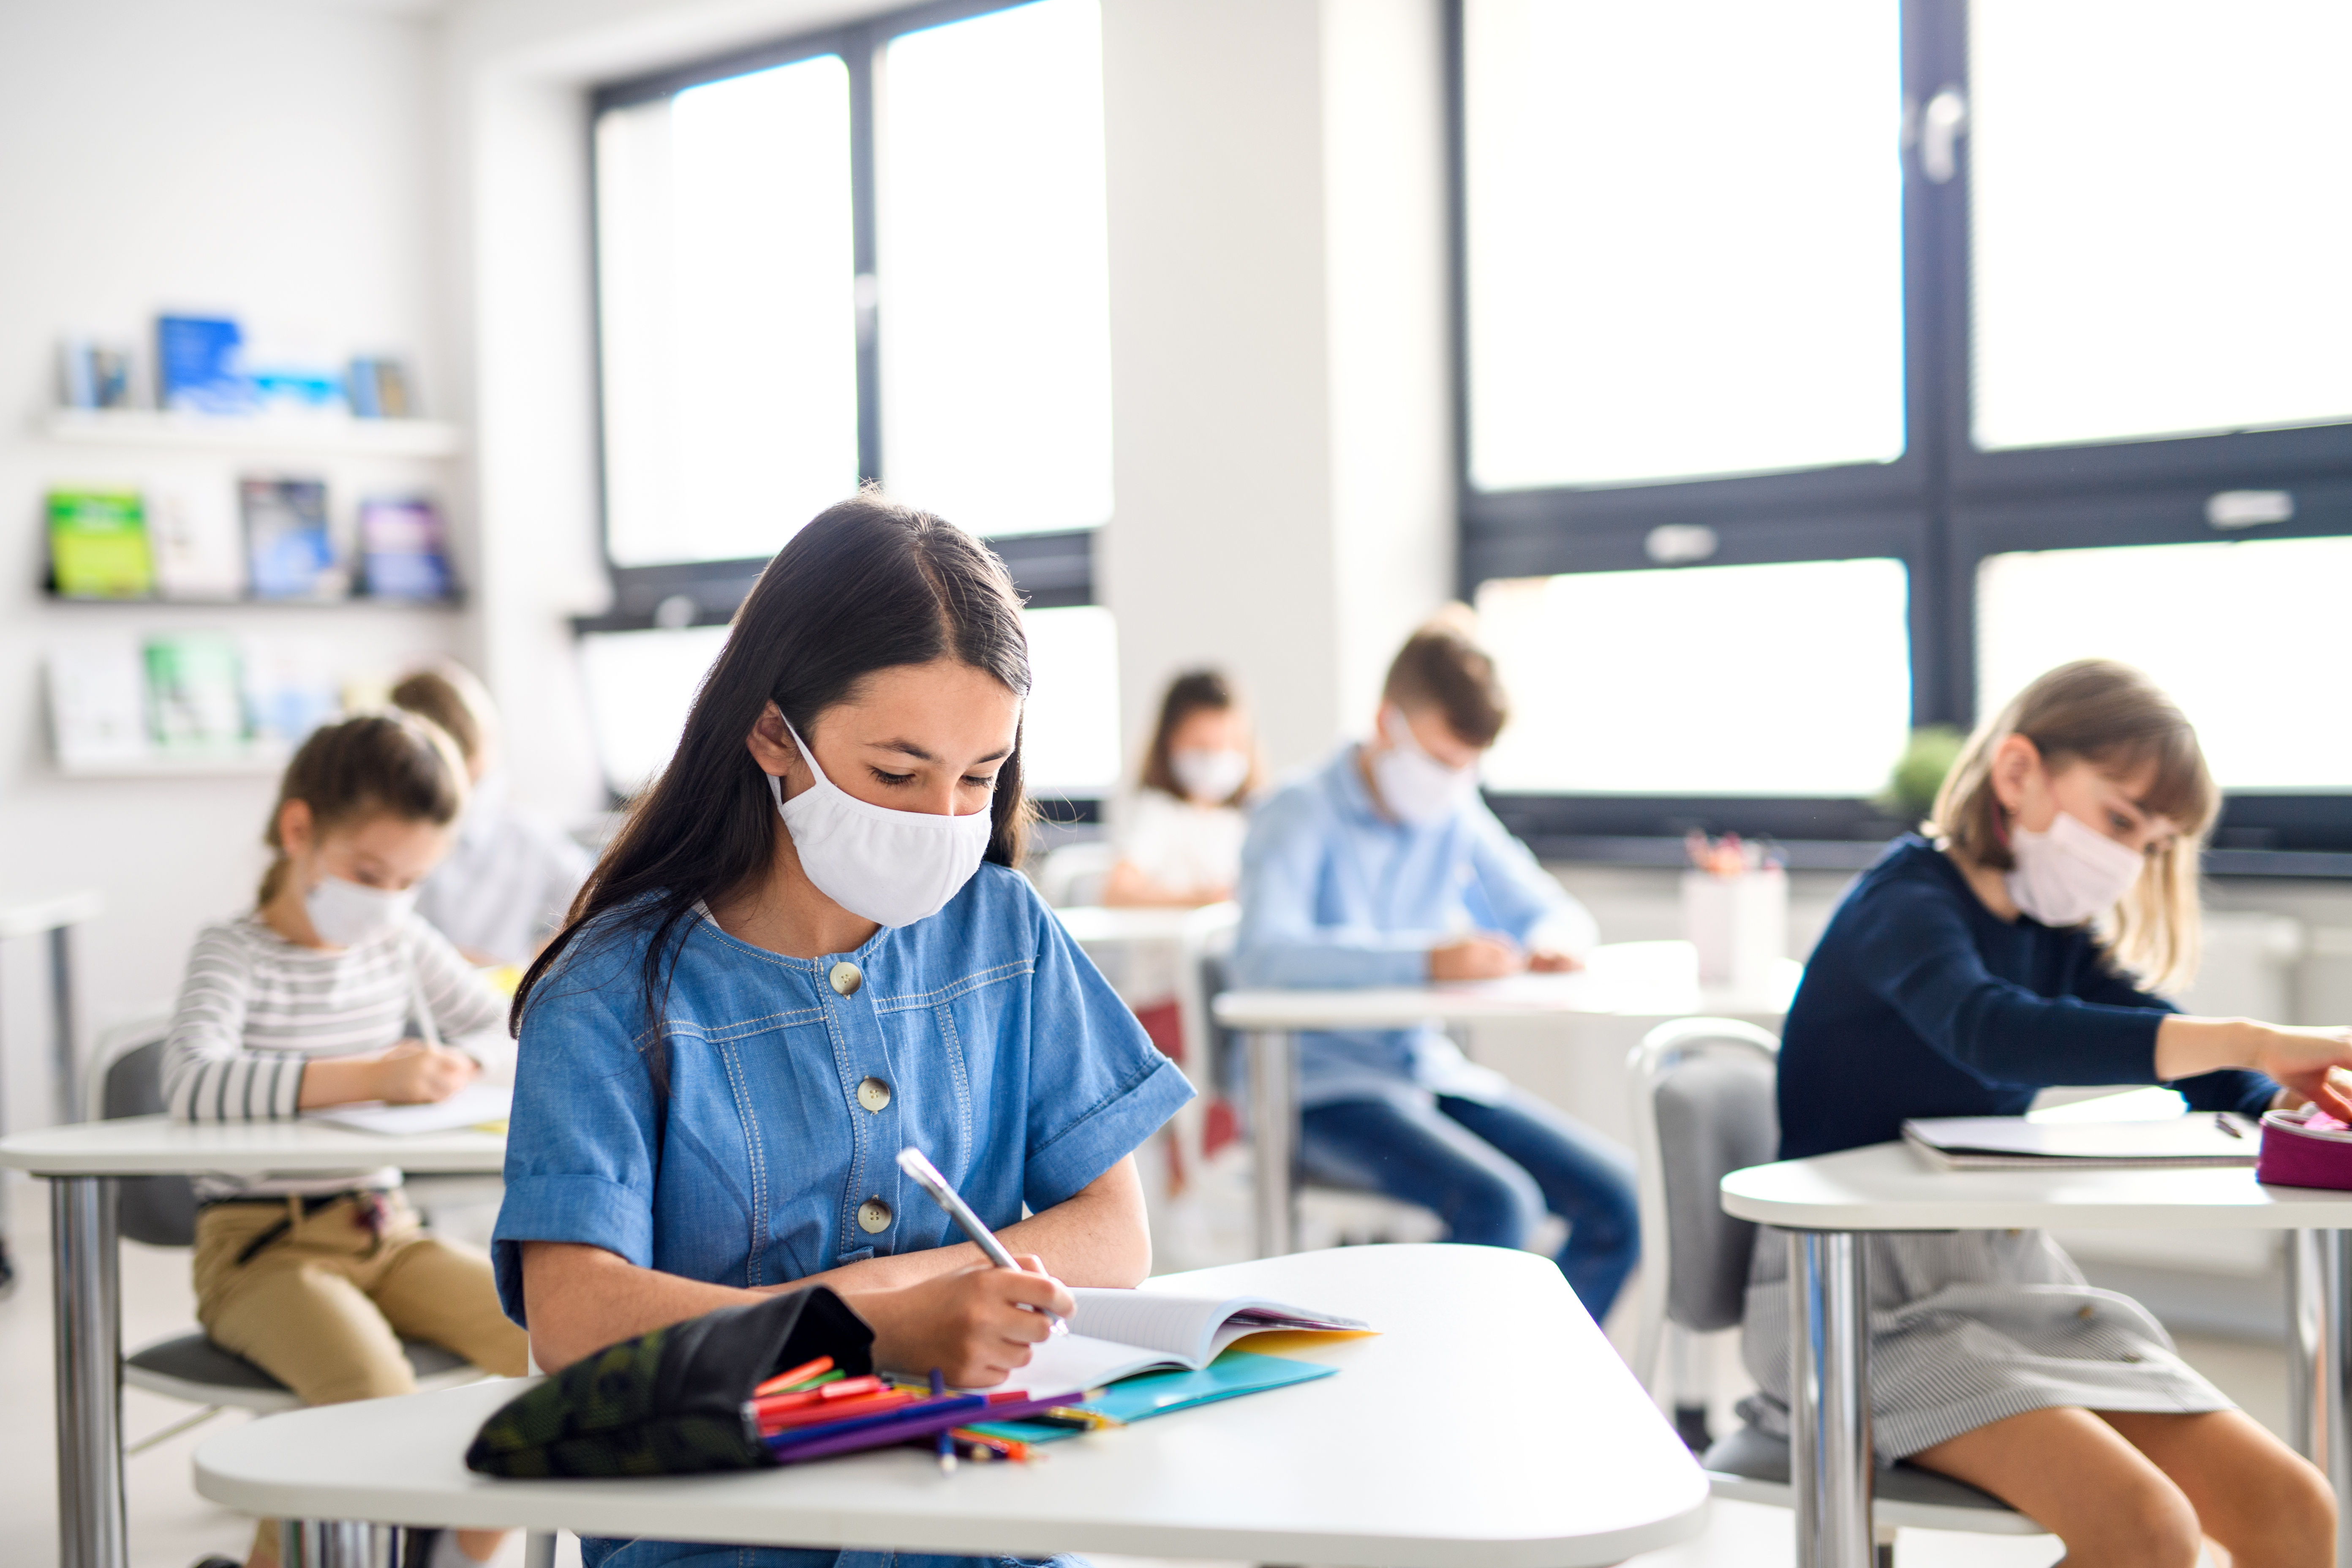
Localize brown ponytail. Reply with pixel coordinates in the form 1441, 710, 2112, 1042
256, 712, 468, 906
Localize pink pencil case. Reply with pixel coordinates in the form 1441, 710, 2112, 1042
2256, 1107, 2352, 1190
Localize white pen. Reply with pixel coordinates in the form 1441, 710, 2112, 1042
894, 1145, 1069, 1335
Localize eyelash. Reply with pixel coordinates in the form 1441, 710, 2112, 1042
868, 769, 994, 790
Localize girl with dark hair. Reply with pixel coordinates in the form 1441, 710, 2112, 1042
494, 495, 1192, 1568
162, 712, 527, 1568
1102, 668, 1262, 908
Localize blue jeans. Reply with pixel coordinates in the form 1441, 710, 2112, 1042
1298, 1089, 1640, 1321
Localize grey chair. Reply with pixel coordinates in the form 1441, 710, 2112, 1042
1625, 1017, 2040, 1559
90, 1016, 478, 1443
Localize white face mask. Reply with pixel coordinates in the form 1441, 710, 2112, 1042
771, 721, 995, 929
305, 874, 418, 948
1370, 706, 1478, 826
1170, 747, 1250, 804
2004, 808, 2145, 926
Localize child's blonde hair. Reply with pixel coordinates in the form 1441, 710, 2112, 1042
257, 712, 468, 905
1927, 659, 2218, 993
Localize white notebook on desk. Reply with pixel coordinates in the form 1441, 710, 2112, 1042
1004, 1288, 1370, 1397
1903, 1112, 2259, 1171
305, 1081, 511, 1136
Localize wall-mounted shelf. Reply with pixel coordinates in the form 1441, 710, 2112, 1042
41, 592, 464, 612
55, 745, 291, 779
37, 409, 465, 459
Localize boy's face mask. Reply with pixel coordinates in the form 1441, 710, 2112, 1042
1370, 705, 1478, 826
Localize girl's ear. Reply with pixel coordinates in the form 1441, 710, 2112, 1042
277, 798, 316, 859
747, 702, 798, 781
1986, 733, 2042, 816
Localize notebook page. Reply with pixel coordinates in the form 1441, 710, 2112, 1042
1002, 1331, 1181, 1398
306, 1081, 512, 1135
1067, 1290, 1372, 1363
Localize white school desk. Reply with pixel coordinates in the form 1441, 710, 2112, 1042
1217, 942, 1794, 1256
0, 1115, 506, 1568
194, 1242, 1710, 1568
1720, 1142, 2352, 1568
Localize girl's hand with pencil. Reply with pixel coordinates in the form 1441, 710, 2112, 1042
847, 1254, 1075, 1387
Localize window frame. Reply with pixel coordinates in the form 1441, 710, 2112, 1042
585, 0, 1098, 623
1448, 0, 2352, 868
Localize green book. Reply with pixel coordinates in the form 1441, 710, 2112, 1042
144, 633, 248, 751
49, 490, 154, 599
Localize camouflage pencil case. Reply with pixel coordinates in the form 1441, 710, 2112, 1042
465, 1286, 874, 1478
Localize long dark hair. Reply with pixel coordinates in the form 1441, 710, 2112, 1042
513, 493, 1035, 1058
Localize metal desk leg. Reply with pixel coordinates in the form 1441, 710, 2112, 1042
2288, 1229, 2324, 1462
53, 1176, 123, 1568
2322, 1230, 2352, 1565
1789, 1230, 1873, 1568
281, 1521, 412, 1567
1248, 1030, 1297, 1258
50, 923, 80, 1125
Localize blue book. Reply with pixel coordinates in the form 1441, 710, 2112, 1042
157, 315, 256, 415
242, 476, 340, 600
965, 1349, 1338, 1444
358, 496, 451, 600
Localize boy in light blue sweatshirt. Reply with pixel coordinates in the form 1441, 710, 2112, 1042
1231, 615, 1638, 1318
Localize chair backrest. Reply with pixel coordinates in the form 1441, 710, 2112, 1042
1626, 1017, 1780, 1389
1172, 901, 1240, 1079
89, 1012, 200, 1248
1036, 842, 1118, 908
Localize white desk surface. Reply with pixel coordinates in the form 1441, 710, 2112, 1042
1052, 903, 1236, 945
0, 1114, 506, 1177
1215, 942, 1794, 1031
0, 887, 104, 938
1722, 1140, 2352, 1232
194, 1244, 1708, 1568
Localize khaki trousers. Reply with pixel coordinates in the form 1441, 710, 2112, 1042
193, 1192, 527, 1403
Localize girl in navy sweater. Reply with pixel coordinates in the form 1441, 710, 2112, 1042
1746, 660, 2347, 1567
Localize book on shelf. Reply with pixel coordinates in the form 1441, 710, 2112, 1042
48, 489, 154, 599
243, 638, 339, 743
348, 357, 414, 419
46, 643, 151, 769
157, 314, 256, 416
144, 632, 248, 752
241, 476, 344, 600
253, 366, 349, 416
57, 338, 133, 410
357, 495, 451, 600
148, 482, 248, 601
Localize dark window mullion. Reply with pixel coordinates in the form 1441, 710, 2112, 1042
848, 30, 883, 485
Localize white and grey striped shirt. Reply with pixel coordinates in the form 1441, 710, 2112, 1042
163, 913, 509, 1198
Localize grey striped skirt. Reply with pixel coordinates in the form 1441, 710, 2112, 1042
1736, 1227, 2232, 1463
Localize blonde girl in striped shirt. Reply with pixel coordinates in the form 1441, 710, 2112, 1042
163, 712, 526, 1568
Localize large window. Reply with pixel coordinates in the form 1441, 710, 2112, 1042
1456, 0, 2352, 863
585, 0, 1117, 806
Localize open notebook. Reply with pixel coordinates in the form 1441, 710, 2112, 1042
1903, 1112, 2259, 1171
306, 1081, 512, 1136
1004, 1288, 1370, 1397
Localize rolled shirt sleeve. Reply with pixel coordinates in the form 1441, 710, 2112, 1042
491, 934, 661, 1325
1018, 891, 1197, 1212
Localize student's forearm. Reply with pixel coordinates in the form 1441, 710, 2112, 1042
521, 1241, 770, 1371
295, 1054, 380, 1108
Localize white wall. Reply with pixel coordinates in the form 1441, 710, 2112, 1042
0, 0, 465, 1116
1099, 0, 1453, 778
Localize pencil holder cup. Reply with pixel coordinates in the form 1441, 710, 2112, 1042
1681, 866, 1787, 993
2255, 1107, 2352, 1191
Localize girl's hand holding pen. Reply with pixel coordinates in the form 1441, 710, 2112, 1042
849, 1256, 1075, 1388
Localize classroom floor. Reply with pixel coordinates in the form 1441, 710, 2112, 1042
0, 1175, 2292, 1568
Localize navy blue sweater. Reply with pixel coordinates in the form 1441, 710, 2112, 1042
1777, 836, 2278, 1160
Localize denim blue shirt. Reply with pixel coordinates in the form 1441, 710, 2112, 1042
1229, 746, 1598, 1108
491, 862, 1194, 1324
